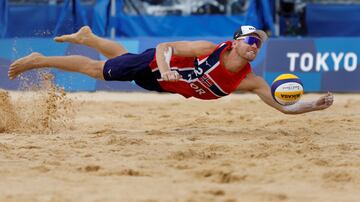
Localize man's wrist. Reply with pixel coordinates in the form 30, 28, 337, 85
282, 101, 315, 114
160, 69, 171, 75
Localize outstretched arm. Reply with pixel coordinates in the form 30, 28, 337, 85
237, 73, 334, 114
156, 41, 216, 81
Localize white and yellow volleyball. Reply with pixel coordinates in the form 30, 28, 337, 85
271, 74, 304, 106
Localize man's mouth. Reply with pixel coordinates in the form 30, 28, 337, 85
249, 50, 256, 55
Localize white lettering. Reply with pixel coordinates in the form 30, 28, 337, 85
344, 52, 357, 72
194, 67, 203, 76
300, 52, 313, 72
287, 52, 300, 72
190, 83, 197, 89
190, 83, 206, 95
316, 52, 329, 71
287, 52, 357, 72
196, 88, 206, 95
331, 52, 344, 71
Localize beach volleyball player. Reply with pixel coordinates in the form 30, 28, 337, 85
8, 25, 333, 114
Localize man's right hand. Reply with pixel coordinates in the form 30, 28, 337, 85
161, 70, 182, 82
313, 92, 334, 110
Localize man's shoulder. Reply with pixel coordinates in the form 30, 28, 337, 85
216, 40, 232, 47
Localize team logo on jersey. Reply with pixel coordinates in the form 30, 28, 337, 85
200, 74, 214, 87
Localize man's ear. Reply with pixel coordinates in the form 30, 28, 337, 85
232, 40, 237, 48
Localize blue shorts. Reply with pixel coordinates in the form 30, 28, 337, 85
103, 48, 164, 92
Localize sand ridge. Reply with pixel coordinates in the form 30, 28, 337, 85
0, 91, 360, 202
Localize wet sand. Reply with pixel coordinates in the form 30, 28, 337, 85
1, 91, 360, 202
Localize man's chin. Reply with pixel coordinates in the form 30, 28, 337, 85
245, 53, 256, 61
246, 56, 255, 62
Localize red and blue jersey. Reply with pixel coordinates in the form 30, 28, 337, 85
149, 41, 252, 100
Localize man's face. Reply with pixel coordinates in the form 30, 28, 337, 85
234, 34, 262, 61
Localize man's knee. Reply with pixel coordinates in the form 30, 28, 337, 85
87, 60, 105, 80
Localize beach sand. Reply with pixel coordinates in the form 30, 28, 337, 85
0, 91, 360, 202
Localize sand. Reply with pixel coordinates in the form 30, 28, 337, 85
0, 91, 360, 202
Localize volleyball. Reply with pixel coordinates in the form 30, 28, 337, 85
271, 74, 304, 106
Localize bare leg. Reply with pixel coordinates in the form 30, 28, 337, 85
8, 52, 105, 80
54, 26, 127, 59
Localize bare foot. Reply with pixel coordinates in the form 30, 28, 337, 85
8, 52, 44, 80
54, 26, 93, 44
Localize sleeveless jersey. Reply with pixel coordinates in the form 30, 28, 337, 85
149, 41, 252, 100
